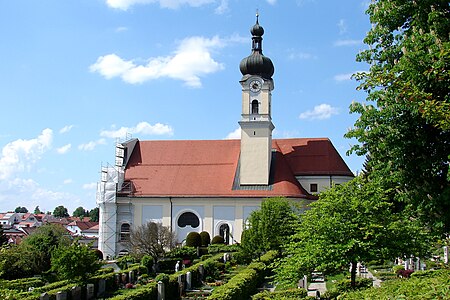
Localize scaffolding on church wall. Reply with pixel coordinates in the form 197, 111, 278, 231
96, 138, 132, 259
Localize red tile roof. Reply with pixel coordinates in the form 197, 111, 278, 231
123, 138, 353, 199
67, 221, 99, 230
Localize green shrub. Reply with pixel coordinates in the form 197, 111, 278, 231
208, 243, 240, 254
334, 277, 373, 293
208, 251, 278, 300
0, 277, 45, 292
186, 232, 201, 247
342, 269, 450, 300
252, 288, 308, 299
211, 235, 225, 245
116, 255, 136, 270
200, 231, 211, 246
140, 255, 154, 274
392, 264, 404, 274
166, 246, 197, 260
108, 281, 158, 300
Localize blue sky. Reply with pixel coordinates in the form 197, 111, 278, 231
0, 0, 371, 214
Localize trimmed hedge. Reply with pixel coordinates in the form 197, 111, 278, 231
252, 289, 308, 299
208, 250, 279, 300
109, 254, 224, 300
341, 269, 450, 300
108, 282, 158, 300
0, 277, 45, 292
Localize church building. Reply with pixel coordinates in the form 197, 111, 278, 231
97, 16, 354, 258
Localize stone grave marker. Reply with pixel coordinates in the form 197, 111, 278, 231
71, 286, 82, 300
55, 291, 67, 300
157, 281, 165, 300
86, 283, 95, 300
97, 278, 106, 297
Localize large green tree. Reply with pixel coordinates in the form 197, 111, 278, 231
346, 0, 450, 234
240, 197, 301, 260
275, 177, 430, 288
51, 242, 102, 282
53, 205, 69, 218
73, 206, 88, 218
21, 223, 71, 272
14, 206, 28, 213
89, 207, 99, 222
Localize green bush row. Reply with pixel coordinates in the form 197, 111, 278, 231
108, 281, 158, 300
109, 254, 224, 300
208, 250, 278, 300
0, 277, 44, 291
252, 289, 308, 300
341, 269, 450, 300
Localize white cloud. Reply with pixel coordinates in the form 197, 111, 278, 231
337, 19, 347, 35
215, 0, 229, 14
116, 26, 128, 32
333, 72, 354, 82
334, 39, 362, 47
82, 182, 97, 190
78, 139, 106, 151
57, 144, 71, 154
59, 125, 74, 134
100, 121, 174, 139
334, 71, 366, 82
106, 0, 214, 11
225, 128, 240, 139
0, 129, 53, 180
287, 49, 316, 60
299, 104, 339, 120
0, 178, 80, 214
90, 35, 228, 88
63, 179, 73, 184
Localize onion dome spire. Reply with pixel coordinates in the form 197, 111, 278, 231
239, 12, 274, 79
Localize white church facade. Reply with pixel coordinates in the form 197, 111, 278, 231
97, 17, 354, 259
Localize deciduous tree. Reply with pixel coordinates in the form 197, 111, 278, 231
73, 206, 88, 218
51, 241, 102, 282
89, 207, 99, 222
21, 223, 70, 272
240, 197, 301, 260
275, 177, 430, 288
53, 205, 69, 218
346, 0, 450, 234
14, 206, 28, 213
128, 222, 176, 261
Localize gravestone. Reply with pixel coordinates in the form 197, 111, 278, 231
56, 291, 67, 300
404, 260, 409, 270
186, 271, 192, 290
40, 293, 49, 300
97, 279, 106, 297
129, 270, 134, 283
157, 281, 165, 300
198, 264, 205, 280
444, 246, 449, 264
86, 283, 95, 300
71, 286, 82, 300
297, 275, 307, 289
178, 274, 185, 296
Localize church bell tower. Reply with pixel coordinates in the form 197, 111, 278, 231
238, 14, 275, 185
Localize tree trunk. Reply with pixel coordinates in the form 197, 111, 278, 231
350, 260, 357, 288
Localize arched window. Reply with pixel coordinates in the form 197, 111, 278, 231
120, 223, 130, 242
219, 223, 230, 244
177, 212, 200, 228
251, 100, 259, 114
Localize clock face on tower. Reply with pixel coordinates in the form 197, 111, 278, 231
249, 80, 262, 93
